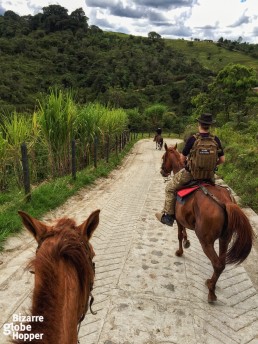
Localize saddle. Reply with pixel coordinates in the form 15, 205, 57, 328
176, 181, 235, 208
176, 181, 213, 203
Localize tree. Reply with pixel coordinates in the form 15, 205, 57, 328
42, 5, 68, 18
148, 31, 161, 41
89, 25, 102, 33
211, 64, 257, 114
144, 104, 167, 128
191, 64, 258, 125
69, 8, 88, 33
41, 5, 69, 32
163, 112, 184, 135
126, 108, 146, 131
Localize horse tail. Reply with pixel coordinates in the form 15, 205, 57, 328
225, 203, 254, 265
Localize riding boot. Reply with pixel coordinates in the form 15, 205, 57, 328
155, 212, 175, 226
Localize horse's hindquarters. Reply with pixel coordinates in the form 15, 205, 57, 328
175, 190, 226, 236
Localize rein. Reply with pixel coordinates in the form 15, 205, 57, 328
77, 260, 96, 344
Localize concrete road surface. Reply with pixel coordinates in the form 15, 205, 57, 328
1, 138, 258, 344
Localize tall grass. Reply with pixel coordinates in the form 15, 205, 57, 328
74, 103, 128, 165
0, 112, 35, 187
37, 88, 77, 176
0, 89, 129, 197
99, 107, 128, 136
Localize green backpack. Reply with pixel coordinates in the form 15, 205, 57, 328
188, 133, 220, 180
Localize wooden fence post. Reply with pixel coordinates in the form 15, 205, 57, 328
21, 143, 31, 201
118, 134, 121, 152
71, 139, 76, 180
94, 136, 98, 168
106, 135, 110, 163
122, 132, 124, 149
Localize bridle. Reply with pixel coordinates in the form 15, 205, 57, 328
77, 241, 96, 343
34, 230, 97, 343
77, 259, 96, 343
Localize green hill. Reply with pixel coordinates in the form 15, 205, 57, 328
0, 6, 258, 117
165, 39, 258, 74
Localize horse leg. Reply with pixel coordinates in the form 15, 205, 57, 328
200, 242, 226, 303
207, 239, 228, 296
176, 222, 185, 256
183, 228, 190, 249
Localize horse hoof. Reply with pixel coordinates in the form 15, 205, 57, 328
208, 294, 217, 303
176, 250, 183, 257
183, 240, 190, 249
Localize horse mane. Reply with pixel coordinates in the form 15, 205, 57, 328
12, 218, 94, 344
37, 217, 94, 290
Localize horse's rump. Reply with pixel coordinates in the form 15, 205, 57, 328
175, 185, 232, 232
154, 135, 163, 149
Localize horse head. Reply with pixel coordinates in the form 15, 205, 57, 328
17, 210, 100, 343
160, 142, 183, 177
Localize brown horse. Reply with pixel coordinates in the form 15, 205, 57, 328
13, 209, 100, 344
161, 143, 254, 302
154, 134, 164, 150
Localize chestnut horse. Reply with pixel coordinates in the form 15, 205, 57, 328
154, 134, 164, 150
13, 209, 100, 344
161, 143, 254, 302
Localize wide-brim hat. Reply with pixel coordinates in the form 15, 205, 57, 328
197, 113, 216, 124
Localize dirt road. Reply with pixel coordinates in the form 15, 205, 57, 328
1, 138, 258, 344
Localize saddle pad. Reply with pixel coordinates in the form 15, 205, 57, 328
177, 183, 212, 198
177, 186, 199, 197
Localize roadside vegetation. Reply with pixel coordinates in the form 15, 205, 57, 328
217, 122, 258, 210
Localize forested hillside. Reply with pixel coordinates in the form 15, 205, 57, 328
1, 4, 258, 120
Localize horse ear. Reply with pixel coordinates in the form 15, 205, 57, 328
78, 209, 100, 241
174, 143, 177, 150
18, 211, 48, 242
164, 143, 168, 151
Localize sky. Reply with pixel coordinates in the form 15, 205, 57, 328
0, 0, 258, 43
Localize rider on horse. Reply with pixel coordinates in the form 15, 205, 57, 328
156, 127, 162, 135
156, 113, 225, 226
154, 127, 162, 140
154, 127, 163, 150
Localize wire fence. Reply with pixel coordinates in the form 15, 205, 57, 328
9, 131, 138, 202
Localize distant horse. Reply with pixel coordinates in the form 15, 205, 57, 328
154, 134, 164, 150
14, 210, 100, 344
161, 143, 254, 302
